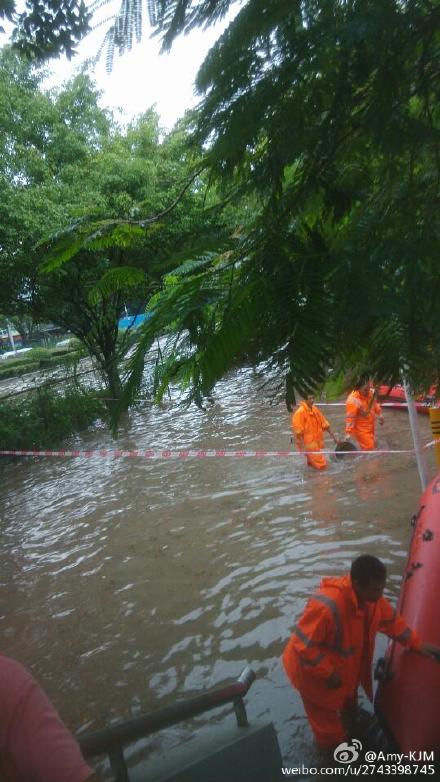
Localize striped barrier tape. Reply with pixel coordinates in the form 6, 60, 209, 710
89, 400, 437, 408
0, 442, 437, 460
303, 402, 439, 408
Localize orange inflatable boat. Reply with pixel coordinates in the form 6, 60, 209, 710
378, 384, 439, 414
375, 473, 440, 752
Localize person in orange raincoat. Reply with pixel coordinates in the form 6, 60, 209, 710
282, 555, 440, 750
291, 394, 339, 470
345, 376, 384, 451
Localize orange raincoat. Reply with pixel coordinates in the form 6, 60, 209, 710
345, 389, 381, 450
283, 575, 421, 748
291, 402, 331, 470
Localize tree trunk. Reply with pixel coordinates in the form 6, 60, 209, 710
106, 360, 123, 404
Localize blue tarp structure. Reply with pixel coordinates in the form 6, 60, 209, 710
117, 314, 150, 330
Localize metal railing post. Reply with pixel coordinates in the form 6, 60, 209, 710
108, 747, 130, 782
79, 666, 257, 776
402, 378, 429, 490
233, 696, 248, 727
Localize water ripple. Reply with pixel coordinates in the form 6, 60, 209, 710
0, 368, 436, 769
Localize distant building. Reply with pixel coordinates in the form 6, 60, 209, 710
0, 328, 23, 351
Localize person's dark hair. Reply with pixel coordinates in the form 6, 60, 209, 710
351, 555, 386, 586
354, 373, 371, 390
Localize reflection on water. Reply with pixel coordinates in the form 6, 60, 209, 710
0, 369, 437, 769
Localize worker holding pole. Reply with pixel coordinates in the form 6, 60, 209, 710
345, 375, 384, 451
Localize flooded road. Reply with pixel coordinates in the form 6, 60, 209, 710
0, 368, 437, 773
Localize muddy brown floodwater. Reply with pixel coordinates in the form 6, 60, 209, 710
0, 368, 437, 774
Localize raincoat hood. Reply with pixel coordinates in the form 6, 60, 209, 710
319, 575, 358, 607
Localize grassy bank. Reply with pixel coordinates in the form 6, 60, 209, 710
0, 386, 106, 452
321, 371, 348, 400
0, 344, 82, 381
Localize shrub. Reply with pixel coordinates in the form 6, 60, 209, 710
0, 388, 107, 452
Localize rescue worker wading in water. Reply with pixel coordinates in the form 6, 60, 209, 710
291, 394, 339, 470
282, 555, 440, 751
345, 376, 384, 451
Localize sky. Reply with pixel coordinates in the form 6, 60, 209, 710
2, 1, 239, 130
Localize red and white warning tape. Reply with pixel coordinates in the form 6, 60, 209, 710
312, 402, 439, 408
0, 442, 436, 460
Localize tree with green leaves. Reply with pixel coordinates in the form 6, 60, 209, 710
0, 0, 91, 58
0, 51, 122, 396
0, 49, 231, 404
1, 0, 161, 69
37, 113, 232, 402
115, 0, 440, 412
6, 1, 439, 411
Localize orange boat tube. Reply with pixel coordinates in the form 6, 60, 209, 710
375, 473, 440, 752
378, 385, 439, 414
